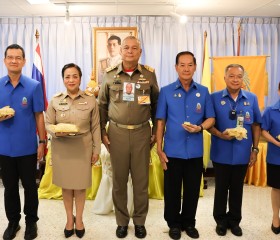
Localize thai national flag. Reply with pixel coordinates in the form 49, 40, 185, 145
32, 43, 48, 111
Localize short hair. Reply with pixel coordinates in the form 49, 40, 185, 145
61, 63, 82, 78
224, 64, 244, 75
121, 36, 141, 48
175, 51, 196, 65
5, 44, 25, 59
108, 35, 121, 45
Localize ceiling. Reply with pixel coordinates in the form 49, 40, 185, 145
0, 0, 280, 18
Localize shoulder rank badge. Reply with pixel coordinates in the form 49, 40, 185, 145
144, 65, 154, 72
106, 64, 118, 73
54, 92, 63, 97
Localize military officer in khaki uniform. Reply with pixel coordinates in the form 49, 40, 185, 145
46, 63, 101, 239
99, 36, 159, 239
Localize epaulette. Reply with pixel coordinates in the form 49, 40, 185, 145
144, 65, 154, 72
84, 90, 94, 97
106, 65, 118, 73
54, 92, 63, 97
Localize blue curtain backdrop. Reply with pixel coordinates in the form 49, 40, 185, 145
0, 16, 279, 106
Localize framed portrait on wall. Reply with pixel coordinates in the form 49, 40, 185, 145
92, 27, 138, 84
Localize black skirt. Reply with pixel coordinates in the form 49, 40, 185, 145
267, 163, 280, 189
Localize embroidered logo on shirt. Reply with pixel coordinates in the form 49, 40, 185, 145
196, 103, 202, 113
21, 97, 28, 107
245, 111, 251, 122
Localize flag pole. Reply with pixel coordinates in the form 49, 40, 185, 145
35, 29, 39, 43
237, 21, 241, 56
202, 31, 207, 70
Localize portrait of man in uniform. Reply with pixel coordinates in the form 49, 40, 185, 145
93, 27, 137, 84
99, 35, 122, 82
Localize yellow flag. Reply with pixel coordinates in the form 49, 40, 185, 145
212, 56, 268, 111
201, 35, 212, 93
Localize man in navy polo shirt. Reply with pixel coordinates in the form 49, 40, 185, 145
0, 44, 45, 240
209, 64, 262, 237
156, 51, 215, 239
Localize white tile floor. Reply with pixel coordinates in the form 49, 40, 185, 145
0, 178, 277, 240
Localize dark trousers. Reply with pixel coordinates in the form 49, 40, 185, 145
164, 157, 203, 228
213, 162, 248, 227
0, 154, 39, 224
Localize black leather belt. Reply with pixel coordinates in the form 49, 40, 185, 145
110, 120, 149, 130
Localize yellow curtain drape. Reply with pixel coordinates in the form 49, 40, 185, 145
38, 143, 205, 200
244, 141, 267, 187
39, 138, 267, 201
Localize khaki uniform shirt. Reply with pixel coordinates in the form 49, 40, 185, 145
46, 90, 101, 154
99, 63, 159, 137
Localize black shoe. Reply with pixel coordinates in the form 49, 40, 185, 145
64, 215, 75, 238
169, 227, 181, 240
271, 224, 280, 234
185, 226, 199, 239
75, 228, 85, 238
24, 223, 38, 240
64, 228, 74, 238
3, 222, 20, 240
230, 225, 242, 237
116, 226, 128, 238
135, 225, 146, 239
216, 225, 227, 236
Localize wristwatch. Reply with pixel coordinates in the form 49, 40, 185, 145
199, 124, 204, 132
251, 147, 259, 153
39, 139, 47, 144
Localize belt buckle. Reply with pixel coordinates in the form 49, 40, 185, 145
127, 125, 135, 130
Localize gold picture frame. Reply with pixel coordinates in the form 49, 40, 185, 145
92, 27, 138, 84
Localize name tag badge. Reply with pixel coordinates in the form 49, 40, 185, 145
123, 94, 134, 102
236, 113, 244, 127
123, 82, 135, 102
138, 95, 151, 105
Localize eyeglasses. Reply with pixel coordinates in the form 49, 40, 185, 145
6, 56, 24, 62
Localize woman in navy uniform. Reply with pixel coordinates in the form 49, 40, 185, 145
261, 82, 280, 235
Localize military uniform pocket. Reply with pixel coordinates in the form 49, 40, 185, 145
76, 105, 90, 120
56, 105, 70, 122
135, 83, 150, 95
109, 85, 123, 102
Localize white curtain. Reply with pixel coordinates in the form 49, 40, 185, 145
0, 16, 279, 106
